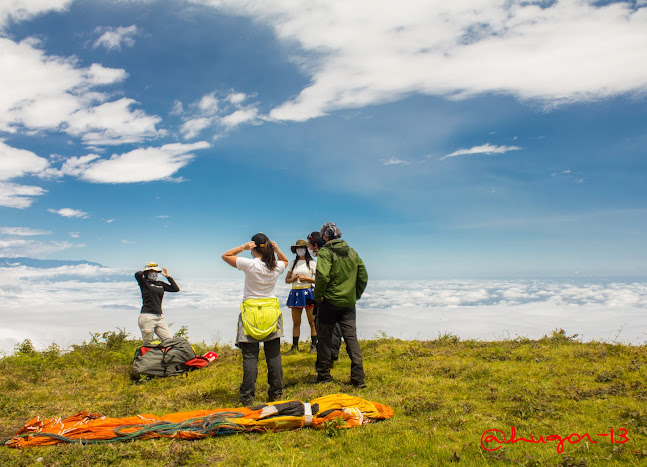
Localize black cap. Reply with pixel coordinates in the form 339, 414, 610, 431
307, 231, 326, 247
251, 232, 269, 247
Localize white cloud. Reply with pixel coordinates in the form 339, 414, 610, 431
191, 0, 647, 122
356, 280, 647, 344
0, 141, 50, 208
43, 154, 101, 178
180, 117, 213, 139
0, 140, 49, 180
170, 100, 184, 116
384, 157, 410, 166
36, 141, 209, 184
47, 208, 89, 218
78, 141, 210, 183
2, 277, 647, 353
65, 98, 165, 146
220, 108, 259, 128
198, 92, 219, 113
0, 181, 46, 209
0, 0, 72, 30
93, 25, 139, 51
176, 90, 259, 139
0, 227, 51, 236
68, 232, 80, 238
440, 144, 522, 160
227, 92, 247, 105
0, 36, 162, 144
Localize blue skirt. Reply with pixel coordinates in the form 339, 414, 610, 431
286, 287, 315, 308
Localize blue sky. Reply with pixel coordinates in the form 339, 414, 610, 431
1, 0, 646, 281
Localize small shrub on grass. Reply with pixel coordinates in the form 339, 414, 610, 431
13, 339, 36, 355
322, 416, 346, 437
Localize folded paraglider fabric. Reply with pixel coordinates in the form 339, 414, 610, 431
4, 394, 394, 448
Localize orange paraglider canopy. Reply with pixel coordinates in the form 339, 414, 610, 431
5, 394, 394, 449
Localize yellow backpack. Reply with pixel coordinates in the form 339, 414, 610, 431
240, 298, 282, 340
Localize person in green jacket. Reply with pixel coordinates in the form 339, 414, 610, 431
314, 222, 368, 387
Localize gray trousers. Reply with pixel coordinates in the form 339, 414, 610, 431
239, 338, 283, 402
138, 313, 172, 344
315, 300, 365, 386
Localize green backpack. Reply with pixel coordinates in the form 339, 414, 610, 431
131, 337, 206, 379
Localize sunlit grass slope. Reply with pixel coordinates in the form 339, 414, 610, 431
0, 329, 646, 466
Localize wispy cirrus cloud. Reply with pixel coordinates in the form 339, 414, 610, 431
440, 144, 522, 160
47, 208, 89, 218
384, 157, 410, 166
92, 25, 139, 51
190, 0, 647, 122
551, 169, 584, 184
0, 238, 83, 257
0, 227, 52, 236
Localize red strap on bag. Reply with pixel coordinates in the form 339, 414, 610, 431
183, 356, 210, 369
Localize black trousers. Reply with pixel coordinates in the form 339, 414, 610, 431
239, 338, 283, 402
315, 300, 365, 385
314, 301, 342, 360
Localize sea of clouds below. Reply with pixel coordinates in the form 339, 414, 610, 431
1, 265, 646, 354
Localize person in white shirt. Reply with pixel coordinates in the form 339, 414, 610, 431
222, 233, 289, 406
284, 239, 317, 354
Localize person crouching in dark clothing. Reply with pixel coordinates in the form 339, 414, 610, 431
134, 262, 180, 344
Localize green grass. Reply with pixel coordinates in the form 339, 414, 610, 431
0, 329, 646, 466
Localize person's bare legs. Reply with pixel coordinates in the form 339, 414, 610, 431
286, 307, 302, 354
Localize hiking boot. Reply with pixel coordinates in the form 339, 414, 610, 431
316, 375, 333, 384
239, 397, 254, 407
268, 392, 283, 402
285, 346, 298, 355
309, 344, 317, 354
351, 381, 367, 389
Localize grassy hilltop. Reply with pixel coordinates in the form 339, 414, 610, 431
0, 329, 646, 466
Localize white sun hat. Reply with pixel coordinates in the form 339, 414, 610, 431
143, 262, 163, 272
